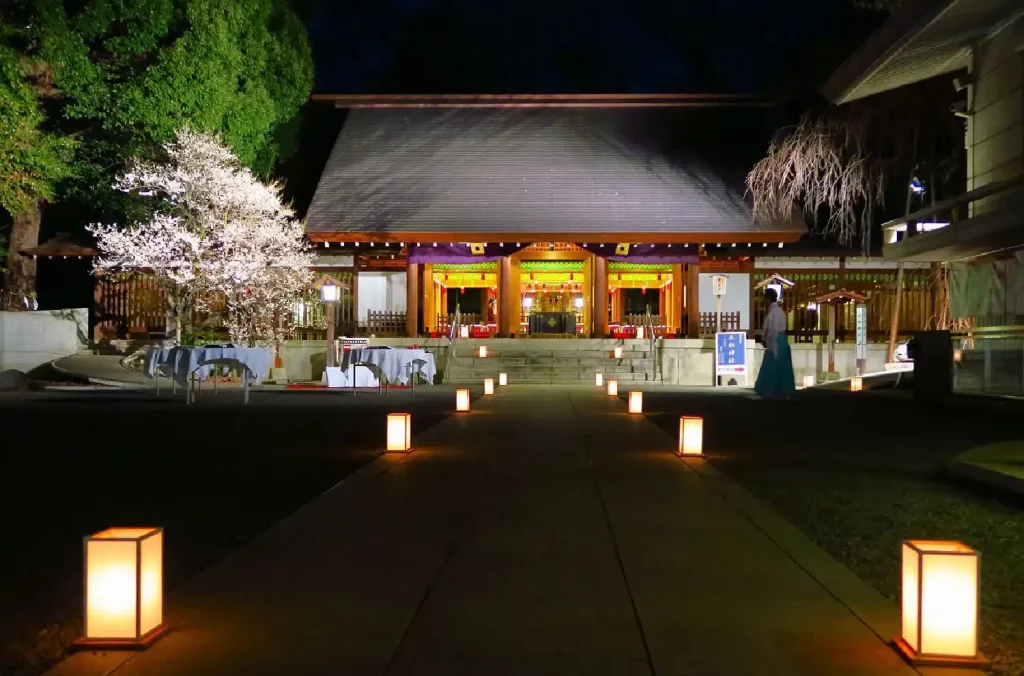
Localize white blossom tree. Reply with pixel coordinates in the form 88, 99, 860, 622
88, 128, 313, 344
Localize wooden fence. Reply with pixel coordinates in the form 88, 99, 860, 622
93, 273, 166, 340
365, 310, 407, 336
699, 311, 741, 336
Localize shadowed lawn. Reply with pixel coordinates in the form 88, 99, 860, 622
0, 388, 456, 676
644, 388, 1024, 676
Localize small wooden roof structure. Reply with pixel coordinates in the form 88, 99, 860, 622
19, 233, 98, 258
754, 273, 794, 289
814, 289, 867, 304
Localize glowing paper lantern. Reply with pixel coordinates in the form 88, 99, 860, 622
386, 412, 411, 452
78, 528, 166, 648
484, 378, 494, 395
614, 347, 623, 359
953, 348, 963, 362
850, 376, 863, 392
895, 540, 985, 667
606, 379, 618, 396
456, 388, 470, 412
499, 372, 507, 386
678, 416, 703, 456
595, 373, 603, 387
628, 391, 642, 414
478, 346, 487, 358
637, 326, 645, 339
802, 375, 815, 388
459, 326, 469, 338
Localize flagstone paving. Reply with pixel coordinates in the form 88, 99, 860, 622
46, 386, 970, 676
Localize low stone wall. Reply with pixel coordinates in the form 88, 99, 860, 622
279, 335, 889, 386
659, 339, 890, 387
280, 336, 451, 383
0, 308, 90, 373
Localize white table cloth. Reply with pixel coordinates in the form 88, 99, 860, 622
340, 348, 436, 386
144, 346, 273, 388
322, 365, 379, 388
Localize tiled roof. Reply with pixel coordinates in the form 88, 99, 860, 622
305, 108, 804, 241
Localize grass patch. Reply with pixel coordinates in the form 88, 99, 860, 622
645, 390, 1024, 676
0, 390, 452, 676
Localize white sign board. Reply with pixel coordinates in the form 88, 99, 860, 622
711, 274, 728, 296
855, 304, 867, 361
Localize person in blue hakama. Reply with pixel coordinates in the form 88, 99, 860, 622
754, 287, 796, 399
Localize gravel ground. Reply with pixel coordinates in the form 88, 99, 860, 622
0, 386, 465, 676
644, 387, 1024, 675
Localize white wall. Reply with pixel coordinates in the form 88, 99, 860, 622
357, 271, 407, 321
698, 272, 751, 330
0, 308, 89, 373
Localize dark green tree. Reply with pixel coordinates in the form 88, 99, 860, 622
0, 0, 313, 308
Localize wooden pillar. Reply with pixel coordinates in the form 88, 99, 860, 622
505, 256, 522, 336
498, 256, 512, 336
422, 264, 434, 333
406, 262, 419, 337
593, 256, 609, 337
658, 286, 666, 318
670, 263, 683, 334
351, 256, 360, 336
685, 263, 700, 338
582, 256, 593, 336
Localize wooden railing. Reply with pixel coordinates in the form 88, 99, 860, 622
365, 310, 406, 336
94, 273, 167, 340
699, 311, 741, 336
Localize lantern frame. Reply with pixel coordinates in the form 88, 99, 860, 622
386, 412, 412, 452
893, 540, 988, 668
498, 372, 507, 386
75, 527, 168, 650
628, 391, 643, 414
456, 388, 471, 412
850, 376, 863, 392
484, 378, 494, 395
606, 379, 618, 396
678, 416, 703, 456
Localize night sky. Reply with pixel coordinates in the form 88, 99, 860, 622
302, 0, 883, 95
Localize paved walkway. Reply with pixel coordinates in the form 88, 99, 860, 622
49, 386, 946, 676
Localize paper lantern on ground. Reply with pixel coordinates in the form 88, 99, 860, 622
850, 376, 863, 392
637, 326, 645, 339
802, 375, 815, 388
459, 326, 469, 338
953, 348, 963, 362
628, 391, 642, 414
478, 345, 487, 358
499, 372, 507, 386
614, 347, 623, 359
895, 540, 986, 667
678, 416, 703, 456
484, 378, 494, 395
456, 388, 470, 412
77, 528, 166, 648
606, 379, 618, 396
595, 373, 604, 387
386, 412, 411, 452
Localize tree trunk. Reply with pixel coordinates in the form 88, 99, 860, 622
2, 200, 43, 311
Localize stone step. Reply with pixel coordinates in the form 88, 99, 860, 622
447, 373, 661, 385
459, 350, 652, 359
446, 363, 653, 375
455, 356, 652, 366
446, 369, 657, 381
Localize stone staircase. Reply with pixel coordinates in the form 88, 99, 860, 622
444, 339, 658, 385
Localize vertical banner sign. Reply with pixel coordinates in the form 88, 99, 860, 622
855, 303, 867, 366
716, 331, 748, 385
